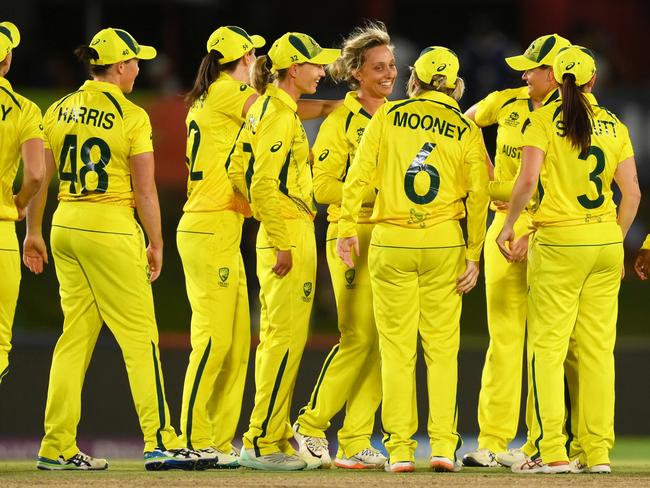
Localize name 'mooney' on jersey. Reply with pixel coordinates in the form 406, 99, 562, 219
339, 90, 489, 260
43, 79, 154, 207
523, 93, 634, 229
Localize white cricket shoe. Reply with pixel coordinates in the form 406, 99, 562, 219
196, 447, 240, 468
143, 447, 202, 471
293, 424, 331, 469
462, 448, 498, 467
239, 448, 307, 471
512, 457, 571, 474
384, 460, 415, 473
589, 464, 611, 474
36, 451, 108, 470
496, 448, 527, 467
569, 457, 586, 473
430, 456, 461, 472
334, 447, 386, 469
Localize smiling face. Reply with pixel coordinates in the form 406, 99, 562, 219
292, 62, 326, 95
354, 44, 397, 99
522, 65, 557, 102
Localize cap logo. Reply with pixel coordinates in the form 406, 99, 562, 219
114, 28, 140, 55
536, 36, 556, 61
227, 25, 254, 44
565, 62, 575, 70
0, 25, 13, 43
91, 38, 101, 46
436, 63, 447, 72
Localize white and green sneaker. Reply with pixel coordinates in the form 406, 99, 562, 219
144, 448, 201, 471
239, 448, 307, 471
36, 451, 108, 470
334, 447, 386, 469
197, 446, 240, 468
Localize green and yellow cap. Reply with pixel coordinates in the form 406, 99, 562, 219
553, 45, 596, 86
206, 26, 265, 64
268, 32, 340, 71
88, 28, 156, 65
0, 21, 20, 60
414, 46, 460, 88
505, 33, 571, 71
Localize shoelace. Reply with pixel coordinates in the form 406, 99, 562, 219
169, 448, 199, 459
66, 453, 92, 466
520, 458, 544, 470
357, 448, 381, 457
305, 437, 328, 453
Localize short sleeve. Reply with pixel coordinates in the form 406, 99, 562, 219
522, 110, 549, 153
129, 108, 154, 157
18, 100, 44, 144
474, 91, 503, 127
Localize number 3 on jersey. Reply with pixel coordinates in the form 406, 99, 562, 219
404, 142, 440, 204
59, 134, 111, 194
577, 145, 605, 209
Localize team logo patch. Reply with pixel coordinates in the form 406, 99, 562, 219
302, 282, 313, 302
345, 269, 355, 289
219, 267, 230, 287
505, 111, 520, 127
407, 208, 429, 228
356, 127, 365, 143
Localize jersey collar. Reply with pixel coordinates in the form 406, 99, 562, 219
541, 88, 560, 106
0, 76, 12, 91
266, 84, 297, 112
417, 90, 460, 111
344, 91, 373, 119
584, 92, 597, 106
80, 79, 125, 98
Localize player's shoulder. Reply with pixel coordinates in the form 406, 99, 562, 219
488, 86, 529, 110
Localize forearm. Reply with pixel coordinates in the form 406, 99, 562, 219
251, 179, 291, 250
135, 189, 163, 248
25, 149, 55, 235
505, 177, 535, 228
617, 194, 640, 239
16, 138, 45, 209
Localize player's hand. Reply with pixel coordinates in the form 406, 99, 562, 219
509, 233, 530, 263
337, 236, 359, 268
496, 224, 515, 262
273, 249, 292, 277
146, 244, 163, 282
634, 248, 650, 280
492, 200, 509, 211
456, 260, 480, 294
23, 234, 48, 274
13, 195, 26, 221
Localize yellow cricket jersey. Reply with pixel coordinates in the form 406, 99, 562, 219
0, 77, 43, 220
44, 80, 153, 207
339, 90, 490, 261
312, 91, 376, 223
523, 93, 634, 233
474, 86, 559, 204
183, 72, 255, 212
233, 84, 315, 251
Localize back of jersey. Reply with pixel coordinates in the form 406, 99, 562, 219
369, 91, 487, 229
44, 80, 153, 207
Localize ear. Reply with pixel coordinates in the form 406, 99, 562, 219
288, 64, 299, 78
352, 69, 362, 83
116, 61, 126, 74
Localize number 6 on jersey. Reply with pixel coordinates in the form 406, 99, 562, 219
404, 142, 440, 205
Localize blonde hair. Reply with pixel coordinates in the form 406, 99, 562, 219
406, 70, 465, 101
251, 55, 288, 93
328, 21, 392, 90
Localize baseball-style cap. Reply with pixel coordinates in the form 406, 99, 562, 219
0, 21, 20, 60
88, 28, 156, 65
553, 45, 596, 86
414, 46, 460, 88
268, 32, 340, 71
505, 34, 571, 71
206, 26, 265, 64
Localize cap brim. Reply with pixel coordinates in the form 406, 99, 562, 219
310, 48, 340, 66
505, 54, 540, 71
136, 44, 157, 60
251, 34, 266, 49
0, 21, 20, 48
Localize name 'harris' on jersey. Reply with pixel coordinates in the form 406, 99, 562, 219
523, 93, 634, 228
43, 79, 154, 206
367, 91, 486, 230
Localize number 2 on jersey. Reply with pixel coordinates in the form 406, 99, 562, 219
404, 142, 440, 205
577, 145, 605, 209
59, 134, 111, 194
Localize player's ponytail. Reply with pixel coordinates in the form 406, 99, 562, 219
407, 71, 465, 101
186, 51, 239, 107
560, 73, 593, 155
251, 55, 277, 94
74, 45, 110, 76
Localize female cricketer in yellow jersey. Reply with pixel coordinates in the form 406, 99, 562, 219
228, 33, 340, 471
177, 25, 265, 468
338, 47, 490, 473
497, 46, 640, 474
292, 22, 395, 470
23, 28, 210, 471
0, 21, 44, 384
461, 34, 573, 468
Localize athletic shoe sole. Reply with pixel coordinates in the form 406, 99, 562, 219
36, 456, 108, 470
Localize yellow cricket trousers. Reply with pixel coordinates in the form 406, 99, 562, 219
295, 222, 381, 457
39, 202, 181, 460
177, 210, 250, 452
478, 211, 529, 453
527, 222, 622, 467
369, 221, 464, 463
243, 218, 316, 456
0, 220, 20, 383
